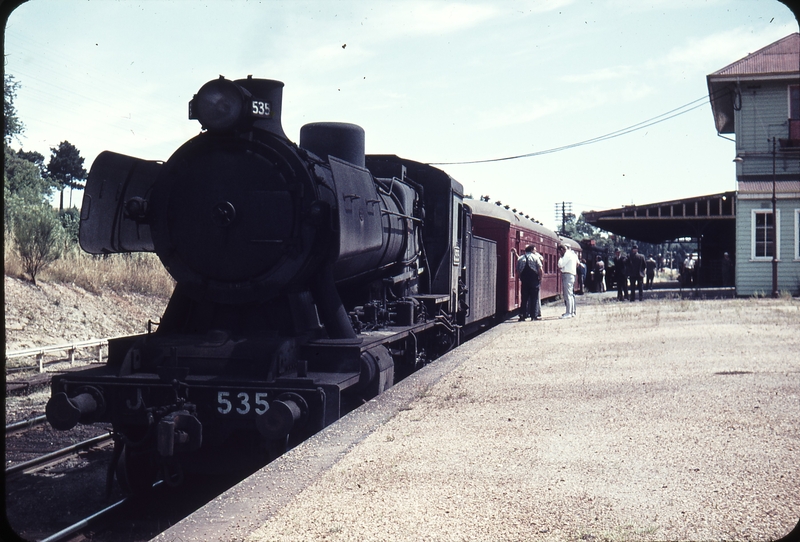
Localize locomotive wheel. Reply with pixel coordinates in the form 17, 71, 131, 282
115, 445, 159, 496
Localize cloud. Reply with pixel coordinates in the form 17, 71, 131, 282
398, 2, 500, 35
475, 78, 655, 132
560, 65, 637, 83
657, 25, 800, 77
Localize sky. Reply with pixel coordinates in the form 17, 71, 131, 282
3, 0, 798, 232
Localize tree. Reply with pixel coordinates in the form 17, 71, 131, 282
59, 206, 81, 250
561, 213, 629, 254
4, 147, 56, 228
17, 149, 47, 175
4, 74, 24, 144
12, 205, 64, 285
561, 213, 606, 244
561, 213, 597, 239
47, 141, 87, 212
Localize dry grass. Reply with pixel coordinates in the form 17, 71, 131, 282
4, 236, 175, 298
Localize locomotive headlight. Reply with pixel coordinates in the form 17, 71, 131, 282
190, 77, 247, 132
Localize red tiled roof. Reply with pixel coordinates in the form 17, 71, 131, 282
707, 33, 800, 133
710, 33, 799, 78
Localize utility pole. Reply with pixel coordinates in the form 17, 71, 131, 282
554, 201, 572, 235
771, 137, 778, 298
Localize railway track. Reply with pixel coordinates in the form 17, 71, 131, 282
5, 338, 110, 397
5, 432, 114, 477
38, 495, 131, 542
6, 360, 104, 397
5, 414, 48, 434
4, 337, 219, 541
4, 400, 264, 542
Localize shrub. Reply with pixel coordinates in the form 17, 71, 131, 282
12, 205, 64, 285
58, 207, 80, 249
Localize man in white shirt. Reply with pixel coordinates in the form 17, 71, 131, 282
557, 244, 578, 318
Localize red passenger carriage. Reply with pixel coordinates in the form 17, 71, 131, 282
467, 199, 580, 315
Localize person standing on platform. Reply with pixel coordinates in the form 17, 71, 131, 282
627, 244, 647, 301
613, 248, 628, 301
594, 256, 606, 292
683, 253, 696, 287
516, 245, 543, 321
577, 258, 587, 295
557, 244, 578, 318
645, 253, 657, 290
722, 252, 734, 287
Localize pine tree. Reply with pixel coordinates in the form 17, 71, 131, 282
47, 141, 87, 212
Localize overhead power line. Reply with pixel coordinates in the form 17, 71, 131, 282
427, 94, 713, 166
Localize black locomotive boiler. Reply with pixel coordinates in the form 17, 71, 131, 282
45, 76, 504, 493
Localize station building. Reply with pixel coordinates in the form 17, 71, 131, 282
586, 33, 800, 297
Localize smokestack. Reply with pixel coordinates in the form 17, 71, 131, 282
299, 122, 366, 168
235, 77, 287, 139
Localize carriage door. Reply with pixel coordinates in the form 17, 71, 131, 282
513, 229, 523, 307
451, 197, 465, 315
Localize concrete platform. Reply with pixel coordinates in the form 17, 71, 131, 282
153, 294, 800, 541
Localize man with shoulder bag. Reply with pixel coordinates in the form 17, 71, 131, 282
517, 245, 543, 321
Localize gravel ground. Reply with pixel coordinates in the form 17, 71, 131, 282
4, 276, 171, 540
4, 276, 169, 425
5, 276, 799, 541
157, 295, 799, 542
4, 275, 168, 352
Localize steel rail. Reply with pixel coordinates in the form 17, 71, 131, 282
37, 480, 164, 542
5, 414, 48, 435
38, 496, 129, 542
5, 432, 113, 476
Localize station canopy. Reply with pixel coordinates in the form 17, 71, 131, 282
582, 191, 736, 244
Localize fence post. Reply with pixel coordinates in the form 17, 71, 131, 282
69, 346, 76, 366
97, 345, 103, 364
37, 351, 44, 373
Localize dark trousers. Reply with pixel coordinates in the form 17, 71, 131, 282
629, 276, 644, 301
616, 274, 628, 300
520, 281, 541, 319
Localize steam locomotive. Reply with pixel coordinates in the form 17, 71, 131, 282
45, 76, 575, 493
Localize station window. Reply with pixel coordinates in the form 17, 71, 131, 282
751, 209, 780, 260
795, 209, 800, 261
790, 86, 800, 141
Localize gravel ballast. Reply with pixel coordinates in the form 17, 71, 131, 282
154, 295, 799, 542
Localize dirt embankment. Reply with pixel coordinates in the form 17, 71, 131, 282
4, 276, 170, 352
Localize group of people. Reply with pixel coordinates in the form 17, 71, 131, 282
609, 246, 661, 301
518, 242, 672, 322
590, 250, 664, 296
516, 242, 579, 322
516, 245, 543, 321
518, 243, 734, 319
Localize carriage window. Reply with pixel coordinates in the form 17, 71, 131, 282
511, 249, 517, 278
